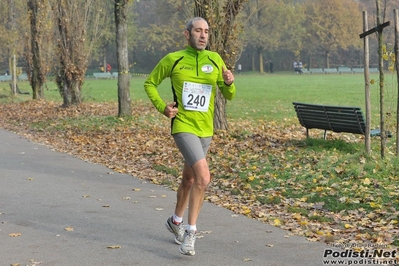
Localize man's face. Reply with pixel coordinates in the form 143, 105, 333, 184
186, 20, 209, 50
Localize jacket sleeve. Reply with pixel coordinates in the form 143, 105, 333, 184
217, 60, 236, 101
218, 80, 236, 100
144, 56, 171, 114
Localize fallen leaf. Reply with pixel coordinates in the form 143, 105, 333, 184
107, 245, 121, 249
64, 226, 74, 231
9, 233, 22, 237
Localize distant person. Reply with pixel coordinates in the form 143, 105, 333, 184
298, 61, 303, 75
106, 64, 111, 73
237, 64, 242, 74
269, 61, 274, 73
293, 61, 298, 74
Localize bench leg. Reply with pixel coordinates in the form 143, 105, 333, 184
323, 130, 327, 140
306, 128, 309, 138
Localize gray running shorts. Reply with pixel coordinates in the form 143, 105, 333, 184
172, 133, 212, 167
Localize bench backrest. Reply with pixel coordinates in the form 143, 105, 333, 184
93, 72, 112, 78
338, 67, 353, 73
323, 68, 338, 73
292, 102, 366, 135
309, 68, 324, 74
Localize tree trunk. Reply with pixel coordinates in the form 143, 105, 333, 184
259, 49, 264, 73
115, 0, 132, 117
8, 0, 17, 95
103, 51, 107, 73
194, 0, 245, 130
325, 51, 330, 68
252, 50, 256, 71
27, 0, 45, 99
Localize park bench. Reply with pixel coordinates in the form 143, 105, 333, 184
352, 68, 379, 74
292, 102, 388, 140
18, 73, 28, 81
338, 66, 353, 74
93, 72, 112, 79
309, 68, 325, 74
323, 68, 339, 74
352, 68, 364, 73
0, 75, 12, 82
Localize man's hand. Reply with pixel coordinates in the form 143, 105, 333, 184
222, 66, 234, 86
164, 102, 178, 118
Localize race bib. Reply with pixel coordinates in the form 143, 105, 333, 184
182, 81, 212, 112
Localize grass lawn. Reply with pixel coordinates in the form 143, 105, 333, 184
1, 71, 399, 247
3, 71, 395, 123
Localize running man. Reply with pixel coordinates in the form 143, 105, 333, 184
144, 17, 236, 256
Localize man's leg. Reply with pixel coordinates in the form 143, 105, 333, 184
169, 133, 212, 255
165, 162, 194, 244
174, 163, 195, 218
187, 158, 210, 226
174, 158, 210, 226
180, 158, 210, 256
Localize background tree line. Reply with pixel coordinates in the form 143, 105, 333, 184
0, 0, 397, 93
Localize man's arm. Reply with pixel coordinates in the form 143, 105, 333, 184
218, 65, 236, 100
144, 58, 170, 113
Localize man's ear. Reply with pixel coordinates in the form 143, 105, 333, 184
184, 30, 190, 39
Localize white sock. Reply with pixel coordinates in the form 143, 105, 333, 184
186, 224, 197, 232
173, 214, 183, 224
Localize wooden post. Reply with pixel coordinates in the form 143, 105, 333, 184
363, 11, 371, 155
359, 13, 390, 158
376, 2, 386, 158
394, 9, 399, 155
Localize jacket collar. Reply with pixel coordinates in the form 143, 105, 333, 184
186, 46, 206, 56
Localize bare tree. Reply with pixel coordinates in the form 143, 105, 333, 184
52, 0, 105, 106
26, 0, 52, 99
194, 0, 245, 130
115, 0, 132, 116
7, 0, 18, 95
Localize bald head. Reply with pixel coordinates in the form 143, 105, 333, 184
184, 17, 209, 51
186, 17, 208, 32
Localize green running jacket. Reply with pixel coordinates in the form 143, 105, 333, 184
144, 46, 236, 137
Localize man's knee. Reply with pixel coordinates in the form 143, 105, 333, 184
192, 159, 211, 188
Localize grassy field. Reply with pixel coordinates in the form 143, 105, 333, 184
2, 71, 396, 124
1, 71, 399, 247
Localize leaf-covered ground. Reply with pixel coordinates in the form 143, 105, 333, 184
1, 100, 398, 253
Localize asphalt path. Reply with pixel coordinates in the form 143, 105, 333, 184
0, 129, 335, 266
